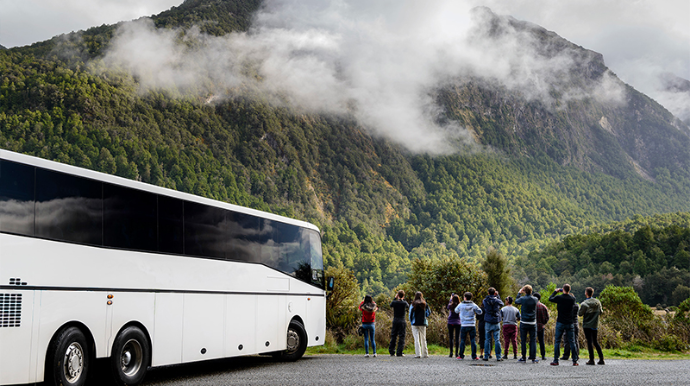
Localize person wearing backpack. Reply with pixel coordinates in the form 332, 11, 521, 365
359, 295, 378, 358
482, 287, 504, 361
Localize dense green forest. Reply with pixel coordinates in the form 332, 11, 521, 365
514, 212, 690, 307
2, 0, 690, 302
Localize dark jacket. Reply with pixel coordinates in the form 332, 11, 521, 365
578, 297, 602, 329
390, 299, 409, 321
410, 303, 430, 326
549, 291, 577, 325
536, 302, 550, 331
515, 293, 538, 324
482, 295, 504, 324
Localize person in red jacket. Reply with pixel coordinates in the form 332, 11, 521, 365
359, 295, 379, 357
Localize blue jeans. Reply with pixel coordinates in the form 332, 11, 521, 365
362, 322, 376, 354
484, 322, 502, 359
520, 323, 537, 360
554, 322, 578, 362
459, 326, 477, 359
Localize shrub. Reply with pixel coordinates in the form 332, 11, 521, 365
326, 266, 360, 339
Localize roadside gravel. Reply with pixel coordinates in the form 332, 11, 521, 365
142, 354, 690, 386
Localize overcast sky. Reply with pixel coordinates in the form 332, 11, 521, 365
1, 0, 688, 122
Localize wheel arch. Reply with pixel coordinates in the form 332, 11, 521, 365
45, 321, 97, 363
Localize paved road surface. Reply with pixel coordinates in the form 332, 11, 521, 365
140, 355, 690, 386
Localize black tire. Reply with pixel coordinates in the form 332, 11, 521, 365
45, 326, 90, 386
278, 320, 308, 361
110, 326, 150, 386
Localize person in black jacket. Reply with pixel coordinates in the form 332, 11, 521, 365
515, 285, 539, 363
482, 287, 505, 361
389, 290, 409, 357
549, 284, 579, 366
560, 302, 580, 361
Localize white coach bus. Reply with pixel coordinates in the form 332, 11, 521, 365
0, 149, 326, 386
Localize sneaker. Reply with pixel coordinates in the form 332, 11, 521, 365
550, 361, 559, 366
513, 355, 518, 360
560, 357, 568, 361
518, 357, 526, 362
586, 360, 595, 365
482, 357, 489, 361
489, 355, 493, 359
532, 359, 540, 364
373, 353, 377, 358
456, 356, 464, 360
397, 354, 405, 357
542, 356, 547, 361
365, 354, 369, 358
573, 362, 579, 366
497, 358, 503, 362
598, 360, 605, 365
472, 357, 479, 361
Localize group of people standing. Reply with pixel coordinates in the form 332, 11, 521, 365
358, 284, 606, 366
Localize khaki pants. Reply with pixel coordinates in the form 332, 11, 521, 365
411, 325, 428, 358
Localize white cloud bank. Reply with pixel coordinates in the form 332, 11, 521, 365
100, 0, 629, 154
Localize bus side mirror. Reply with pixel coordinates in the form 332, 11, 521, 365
326, 277, 335, 291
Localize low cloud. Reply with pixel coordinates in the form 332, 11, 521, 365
99, 0, 627, 154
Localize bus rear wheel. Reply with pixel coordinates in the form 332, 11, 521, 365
110, 326, 150, 386
276, 320, 307, 361
46, 326, 90, 386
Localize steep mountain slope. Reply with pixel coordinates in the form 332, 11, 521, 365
2, 0, 690, 296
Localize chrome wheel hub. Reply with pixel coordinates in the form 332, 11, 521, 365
286, 329, 299, 353
64, 343, 84, 383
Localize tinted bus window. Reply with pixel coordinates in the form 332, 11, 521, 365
35, 168, 103, 245
104, 183, 157, 252
0, 160, 35, 236
184, 201, 227, 259
158, 195, 183, 254
227, 211, 260, 263
308, 229, 324, 289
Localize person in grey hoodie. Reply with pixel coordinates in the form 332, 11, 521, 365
454, 292, 483, 360
500, 297, 520, 359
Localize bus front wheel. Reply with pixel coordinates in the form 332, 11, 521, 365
277, 320, 307, 361
110, 326, 150, 386
46, 326, 90, 386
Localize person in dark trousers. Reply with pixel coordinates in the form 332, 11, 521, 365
534, 293, 550, 360
447, 294, 462, 358
482, 287, 505, 361
549, 284, 579, 366
500, 296, 520, 360
560, 302, 580, 361
389, 290, 409, 357
515, 285, 539, 363
454, 292, 483, 360
477, 303, 489, 359
578, 287, 605, 365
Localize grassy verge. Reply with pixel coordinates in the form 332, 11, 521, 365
307, 343, 690, 360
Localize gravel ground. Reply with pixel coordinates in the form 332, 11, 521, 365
141, 354, 690, 386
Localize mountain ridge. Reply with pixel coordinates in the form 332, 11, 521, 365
1, 0, 689, 298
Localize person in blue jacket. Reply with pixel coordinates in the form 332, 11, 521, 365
409, 291, 431, 358
482, 287, 505, 361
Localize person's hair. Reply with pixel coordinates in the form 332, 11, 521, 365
523, 285, 533, 295
585, 287, 594, 297
464, 292, 472, 301
412, 291, 426, 311
397, 290, 405, 299
364, 295, 373, 305
451, 294, 460, 310
505, 296, 513, 305
534, 293, 541, 300
563, 284, 571, 293
488, 287, 496, 295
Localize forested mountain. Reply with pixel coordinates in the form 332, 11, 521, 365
1, 0, 689, 297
